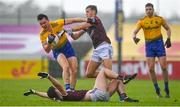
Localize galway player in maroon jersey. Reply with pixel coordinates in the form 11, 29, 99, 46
24, 70, 138, 102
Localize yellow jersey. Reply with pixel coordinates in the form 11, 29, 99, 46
39, 19, 67, 49
136, 15, 166, 41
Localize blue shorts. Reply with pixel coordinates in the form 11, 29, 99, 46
52, 41, 75, 59
145, 38, 166, 57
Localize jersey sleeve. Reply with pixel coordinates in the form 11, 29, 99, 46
56, 19, 65, 26
40, 35, 46, 44
136, 20, 142, 29
160, 17, 166, 25
39, 31, 47, 44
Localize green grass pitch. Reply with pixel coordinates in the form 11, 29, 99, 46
0, 79, 179, 106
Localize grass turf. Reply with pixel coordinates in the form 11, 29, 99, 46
0, 79, 179, 106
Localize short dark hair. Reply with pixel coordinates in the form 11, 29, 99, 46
37, 14, 49, 21
86, 5, 98, 14
47, 86, 59, 100
145, 3, 154, 8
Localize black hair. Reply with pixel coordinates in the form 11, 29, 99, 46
47, 86, 59, 100
37, 14, 49, 21
86, 5, 98, 14
145, 3, 154, 9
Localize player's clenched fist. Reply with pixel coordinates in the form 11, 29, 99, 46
48, 34, 55, 44
87, 17, 97, 24
164, 38, 171, 48
133, 37, 140, 44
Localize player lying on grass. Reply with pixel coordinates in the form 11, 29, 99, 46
24, 70, 138, 102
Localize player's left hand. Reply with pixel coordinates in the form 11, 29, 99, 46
164, 38, 171, 48
87, 17, 97, 24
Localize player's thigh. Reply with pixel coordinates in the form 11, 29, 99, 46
94, 71, 107, 91
100, 45, 113, 69
57, 53, 70, 70
103, 59, 112, 70
158, 56, 167, 69
86, 60, 101, 74
146, 57, 156, 70
145, 42, 156, 57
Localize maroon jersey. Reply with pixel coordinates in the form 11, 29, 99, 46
62, 90, 88, 101
86, 16, 111, 49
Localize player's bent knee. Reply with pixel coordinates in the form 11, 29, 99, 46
85, 71, 93, 78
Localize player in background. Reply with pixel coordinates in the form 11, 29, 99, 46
131, 3, 171, 98
37, 14, 88, 91
24, 70, 138, 102
64, 5, 137, 102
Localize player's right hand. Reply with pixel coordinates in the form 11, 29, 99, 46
64, 27, 73, 36
48, 34, 55, 44
133, 37, 140, 44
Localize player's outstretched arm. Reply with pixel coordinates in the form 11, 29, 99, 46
71, 30, 86, 40
24, 89, 49, 99
38, 72, 67, 96
48, 75, 67, 96
71, 23, 92, 31
64, 18, 87, 25
69, 17, 97, 31
35, 91, 49, 98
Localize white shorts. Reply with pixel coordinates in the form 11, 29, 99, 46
91, 43, 113, 62
90, 88, 109, 102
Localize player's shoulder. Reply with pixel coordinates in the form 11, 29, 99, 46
94, 16, 101, 21
39, 29, 47, 36
51, 19, 64, 26
154, 15, 164, 19
49, 21, 58, 28
139, 16, 147, 21
95, 16, 100, 19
